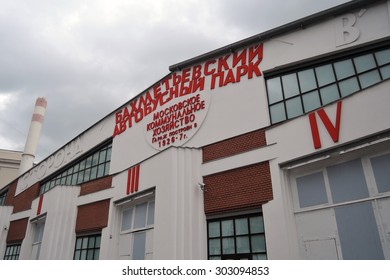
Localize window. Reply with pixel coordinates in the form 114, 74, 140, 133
120, 199, 155, 260
40, 142, 112, 194
3, 244, 21, 260
73, 234, 101, 260
31, 217, 46, 260
266, 46, 390, 124
207, 213, 266, 260
0, 190, 7, 206
292, 151, 390, 259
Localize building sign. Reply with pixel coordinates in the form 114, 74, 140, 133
113, 44, 264, 149
144, 92, 210, 150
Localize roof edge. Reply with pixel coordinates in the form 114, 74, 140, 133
169, 0, 384, 72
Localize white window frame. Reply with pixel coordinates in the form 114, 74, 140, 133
116, 190, 155, 260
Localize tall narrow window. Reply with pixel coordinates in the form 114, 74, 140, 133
119, 199, 155, 260
31, 218, 46, 260
0, 190, 7, 206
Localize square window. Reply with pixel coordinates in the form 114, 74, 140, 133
302, 90, 321, 112
207, 214, 266, 260
375, 49, 390, 66
339, 77, 360, 97
358, 70, 381, 89
298, 69, 317, 92
296, 172, 328, 208
327, 159, 369, 203
334, 59, 355, 80
320, 84, 339, 105
282, 73, 300, 98
315, 64, 336, 87
354, 54, 376, 73
286, 97, 303, 119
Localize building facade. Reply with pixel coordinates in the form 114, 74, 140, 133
0, 150, 22, 190
0, 0, 389, 260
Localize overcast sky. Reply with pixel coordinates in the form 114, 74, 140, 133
0, 0, 350, 162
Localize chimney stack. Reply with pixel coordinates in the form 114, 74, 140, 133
19, 97, 47, 175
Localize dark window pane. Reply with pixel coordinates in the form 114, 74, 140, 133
298, 69, 317, 92
97, 164, 105, 178
250, 217, 264, 234
267, 77, 283, 104
209, 239, 221, 255
236, 236, 250, 253
334, 59, 355, 80
270, 103, 286, 123
235, 218, 248, 235
320, 84, 339, 105
380, 65, 390, 79
222, 238, 235, 254
375, 49, 390, 66
371, 153, 390, 193
327, 159, 369, 203
221, 220, 234, 237
209, 222, 220, 238
354, 54, 376, 73
99, 150, 107, 164
251, 235, 266, 253
282, 73, 299, 98
90, 166, 98, 180
286, 97, 303, 118
315, 64, 335, 87
296, 172, 328, 208
85, 156, 92, 168
359, 70, 381, 88
92, 153, 99, 166
302, 90, 321, 112
339, 77, 360, 97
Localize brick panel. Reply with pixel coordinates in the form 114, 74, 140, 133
6, 218, 29, 244
202, 129, 267, 162
203, 162, 273, 215
11, 183, 40, 214
80, 176, 112, 196
4, 180, 17, 206
75, 199, 110, 234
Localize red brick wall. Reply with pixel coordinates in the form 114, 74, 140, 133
75, 199, 110, 234
80, 176, 112, 196
6, 218, 29, 244
203, 162, 273, 215
11, 183, 40, 214
202, 129, 267, 162
4, 180, 17, 206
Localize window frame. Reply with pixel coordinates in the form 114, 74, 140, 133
40, 141, 112, 194
0, 189, 7, 206
207, 212, 267, 260
117, 191, 155, 260
73, 233, 101, 260
3, 244, 22, 260
265, 43, 390, 125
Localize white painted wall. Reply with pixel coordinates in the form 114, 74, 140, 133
108, 147, 206, 259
